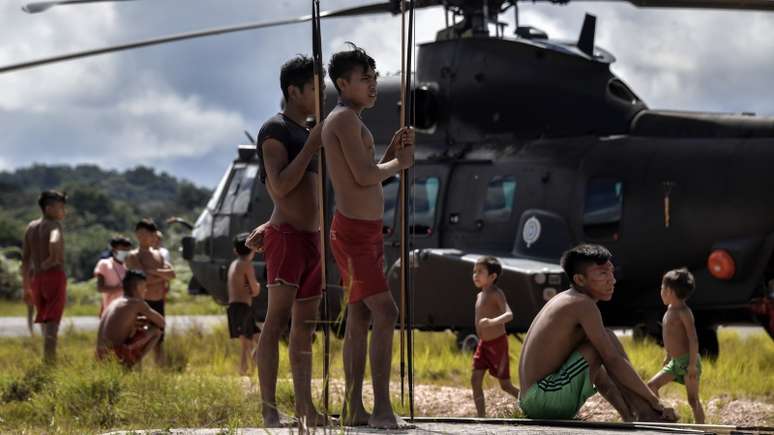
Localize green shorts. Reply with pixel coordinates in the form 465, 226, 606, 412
660, 353, 702, 385
519, 350, 597, 420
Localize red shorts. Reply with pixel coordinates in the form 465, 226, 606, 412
473, 334, 511, 379
30, 268, 67, 324
330, 211, 388, 304
113, 328, 149, 367
263, 223, 322, 300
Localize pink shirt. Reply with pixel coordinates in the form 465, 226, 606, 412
94, 258, 126, 316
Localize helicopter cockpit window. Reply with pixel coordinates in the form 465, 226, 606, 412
608, 79, 639, 105
583, 178, 623, 239
207, 167, 231, 211
483, 176, 516, 222
218, 164, 259, 215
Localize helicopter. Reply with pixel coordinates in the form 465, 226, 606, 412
4, 0, 774, 357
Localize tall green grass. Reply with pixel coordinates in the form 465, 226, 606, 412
0, 326, 771, 433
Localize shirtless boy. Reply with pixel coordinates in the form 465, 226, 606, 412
227, 233, 261, 376
471, 256, 520, 417
647, 268, 705, 424
251, 55, 327, 427
518, 244, 676, 422
322, 44, 414, 429
125, 219, 175, 364
96, 271, 165, 368
21, 190, 67, 362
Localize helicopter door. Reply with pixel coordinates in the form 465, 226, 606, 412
383, 163, 450, 268
439, 161, 494, 250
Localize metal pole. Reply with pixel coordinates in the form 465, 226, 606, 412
311, 0, 330, 416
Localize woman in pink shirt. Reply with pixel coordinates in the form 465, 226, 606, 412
94, 236, 132, 317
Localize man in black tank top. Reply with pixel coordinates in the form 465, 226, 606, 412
248, 55, 328, 427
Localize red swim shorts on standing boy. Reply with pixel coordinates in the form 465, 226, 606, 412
330, 211, 389, 304
473, 334, 511, 379
30, 267, 67, 324
263, 223, 322, 300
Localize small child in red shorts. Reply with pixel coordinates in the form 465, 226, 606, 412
471, 256, 520, 417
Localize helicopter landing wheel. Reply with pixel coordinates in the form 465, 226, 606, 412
455, 330, 479, 353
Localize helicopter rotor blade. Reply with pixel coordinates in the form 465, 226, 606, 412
1, 1, 413, 74
23, 0, 138, 14
532, 0, 774, 11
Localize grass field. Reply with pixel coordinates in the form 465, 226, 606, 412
0, 326, 771, 433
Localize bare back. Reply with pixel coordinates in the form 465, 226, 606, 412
475, 287, 508, 341
323, 105, 384, 220
228, 258, 254, 304
23, 218, 64, 274
662, 306, 692, 358
518, 290, 598, 392
99, 297, 161, 345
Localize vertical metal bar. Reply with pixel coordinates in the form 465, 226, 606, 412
404, 0, 416, 421
311, 0, 330, 416
399, 0, 407, 409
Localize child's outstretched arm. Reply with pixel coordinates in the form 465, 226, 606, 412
680, 309, 700, 381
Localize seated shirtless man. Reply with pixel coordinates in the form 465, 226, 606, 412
518, 244, 677, 422
322, 43, 413, 429
96, 271, 165, 368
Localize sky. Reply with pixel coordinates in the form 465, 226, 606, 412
1, 0, 773, 188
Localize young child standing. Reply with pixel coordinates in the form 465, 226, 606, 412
647, 268, 705, 424
471, 256, 520, 417
227, 233, 261, 375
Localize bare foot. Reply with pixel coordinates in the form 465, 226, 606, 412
341, 405, 370, 426
299, 411, 333, 427
368, 411, 415, 430
637, 406, 679, 423
262, 408, 282, 428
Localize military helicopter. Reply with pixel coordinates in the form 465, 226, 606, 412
4, 0, 774, 357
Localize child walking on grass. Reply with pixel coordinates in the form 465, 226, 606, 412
470, 256, 520, 417
647, 268, 705, 424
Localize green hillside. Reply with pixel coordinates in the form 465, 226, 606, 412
0, 164, 211, 299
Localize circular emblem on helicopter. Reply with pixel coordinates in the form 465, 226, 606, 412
523, 216, 542, 248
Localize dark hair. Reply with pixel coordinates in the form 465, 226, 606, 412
38, 190, 67, 211
280, 55, 315, 100
328, 42, 375, 93
476, 256, 502, 283
662, 267, 695, 300
123, 270, 146, 297
560, 244, 612, 286
233, 233, 251, 256
110, 235, 133, 249
135, 218, 158, 233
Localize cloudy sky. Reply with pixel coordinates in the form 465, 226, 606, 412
1, 0, 773, 188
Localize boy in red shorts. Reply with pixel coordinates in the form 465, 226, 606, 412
322, 43, 413, 429
471, 256, 520, 417
250, 55, 326, 427
97, 271, 165, 368
21, 190, 67, 362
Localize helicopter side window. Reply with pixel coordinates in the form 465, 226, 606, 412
483, 176, 516, 222
411, 177, 440, 236
383, 177, 399, 235
583, 178, 623, 240
383, 176, 440, 237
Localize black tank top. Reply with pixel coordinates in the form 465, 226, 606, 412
256, 113, 317, 184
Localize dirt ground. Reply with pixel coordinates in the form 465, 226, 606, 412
243, 379, 773, 428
